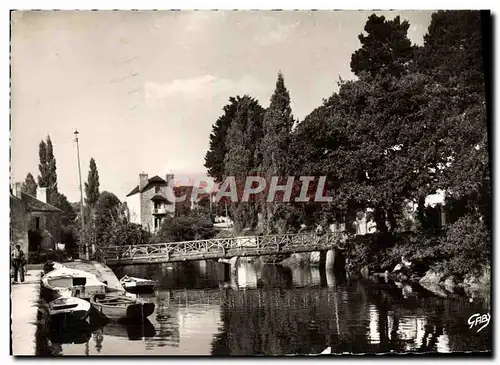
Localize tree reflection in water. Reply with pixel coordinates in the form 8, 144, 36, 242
43, 261, 490, 355
210, 264, 491, 356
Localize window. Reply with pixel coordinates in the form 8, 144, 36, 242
34, 217, 40, 230
155, 186, 161, 193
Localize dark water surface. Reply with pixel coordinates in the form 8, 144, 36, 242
48, 260, 491, 356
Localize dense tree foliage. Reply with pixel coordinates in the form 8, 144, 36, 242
32, 135, 79, 254
155, 211, 215, 242
89, 191, 123, 248
202, 10, 491, 276
205, 97, 241, 183
350, 14, 415, 78
22, 172, 37, 196
223, 95, 265, 232
38, 136, 58, 194
259, 73, 295, 230
260, 72, 294, 176
85, 158, 100, 207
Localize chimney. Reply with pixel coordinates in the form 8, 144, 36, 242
13, 182, 22, 198
139, 173, 149, 190
36, 187, 47, 203
166, 174, 174, 187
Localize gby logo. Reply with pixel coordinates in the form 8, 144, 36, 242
468, 313, 490, 333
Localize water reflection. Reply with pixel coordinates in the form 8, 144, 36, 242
45, 259, 491, 356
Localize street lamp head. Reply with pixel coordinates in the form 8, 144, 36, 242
74, 129, 79, 136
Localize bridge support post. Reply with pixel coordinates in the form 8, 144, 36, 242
326, 268, 336, 287
229, 256, 239, 274
325, 249, 335, 271
198, 260, 207, 275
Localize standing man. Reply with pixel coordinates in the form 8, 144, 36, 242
12, 245, 25, 283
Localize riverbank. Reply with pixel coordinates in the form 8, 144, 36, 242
11, 270, 43, 356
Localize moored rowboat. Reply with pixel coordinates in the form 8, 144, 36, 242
48, 296, 91, 321
120, 275, 157, 293
42, 267, 107, 300
90, 294, 155, 320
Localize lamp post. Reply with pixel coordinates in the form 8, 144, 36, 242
74, 130, 88, 260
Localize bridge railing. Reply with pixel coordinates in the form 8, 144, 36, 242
100, 232, 346, 262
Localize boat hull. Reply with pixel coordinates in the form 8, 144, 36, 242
91, 295, 155, 321
122, 285, 156, 294
48, 297, 91, 322
120, 276, 157, 294
50, 310, 89, 322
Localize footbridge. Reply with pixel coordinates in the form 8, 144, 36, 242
98, 232, 347, 266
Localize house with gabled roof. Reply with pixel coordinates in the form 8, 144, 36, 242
10, 183, 62, 262
125, 173, 176, 232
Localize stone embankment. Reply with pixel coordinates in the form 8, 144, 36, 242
11, 270, 43, 356
418, 266, 491, 298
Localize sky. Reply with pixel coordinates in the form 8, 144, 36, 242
11, 10, 434, 202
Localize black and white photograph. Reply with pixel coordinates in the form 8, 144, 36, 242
8, 8, 492, 357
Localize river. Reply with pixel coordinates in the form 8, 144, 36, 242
43, 259, 491, 356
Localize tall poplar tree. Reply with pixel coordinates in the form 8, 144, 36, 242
259, 72, 294, 230
223, 95, 265, 231
85, 158, 100, 207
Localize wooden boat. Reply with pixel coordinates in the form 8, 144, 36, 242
120, 275, 157, 293
90, 294, 155, 320
48, 296, 91, 321
42, 267, 107, 300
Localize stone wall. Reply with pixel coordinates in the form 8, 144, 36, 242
29, 211, 61, 251
140, 184, 175, 232
10, 195, 29, 255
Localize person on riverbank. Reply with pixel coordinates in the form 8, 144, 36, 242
12, 245, 25, 283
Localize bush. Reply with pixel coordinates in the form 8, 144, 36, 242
105, 221, 152, 247
432, 214, 491, 277
344, 214, 491, 279
154, 212, 216, 243
346, 233, 396, 273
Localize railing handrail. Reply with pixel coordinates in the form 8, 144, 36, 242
101, 231, 342, 250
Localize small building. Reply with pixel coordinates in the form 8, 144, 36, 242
10, 183, 62, 262
126, 173, 175, 232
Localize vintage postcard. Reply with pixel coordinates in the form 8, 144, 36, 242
9, 9, 492, 357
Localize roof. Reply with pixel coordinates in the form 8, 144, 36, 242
126, 175, 167, 197
21, 192, 61, 213
150, 194, 169, 202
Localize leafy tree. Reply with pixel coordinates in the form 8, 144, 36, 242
106, 220, 152, 247
224, 95, 265, 231
205, 97, 241, 183
155, 212, 215, 242
259, 72, 295, 230
434, 214, 490, 277
260, 72, 294, 176
46, 136, 58, 194
22, 172, 37, 196
84, 158, 100, 207
34, 135, 79, 250
173, 185, 193, 217
37, 139, 49, 188
87, 191, 123, 249
37, 135, 59, 200
51, 192, 76, 226
418, 11, 489, 228
350, 14, 415, 78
